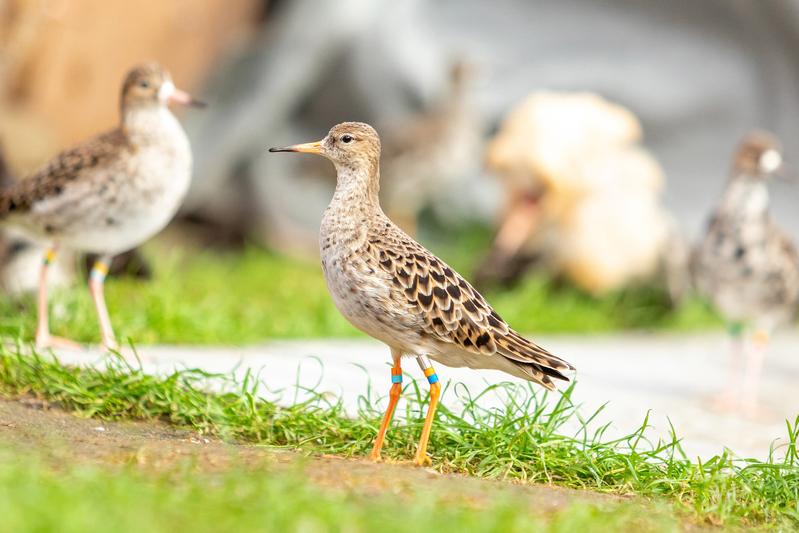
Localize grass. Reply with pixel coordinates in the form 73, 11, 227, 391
0, 347, 796, 529
0, 449, 680, 533
0, 241, 721, 345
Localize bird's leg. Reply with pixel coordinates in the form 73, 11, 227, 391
369, 350, 403, 461
741, 329, 769, 417
35, 247, 81, 351
413, 354, 441, 466
712, 323, 745, 411
88, 255, 118, 351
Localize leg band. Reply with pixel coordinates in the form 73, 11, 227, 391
391, 368, 403, 384
423, 367, 439, 385
416, 355, 440, 385
728, 322, 744, 337
90, 260, 110, 283
753, 329, 769, 347
43, 249, 57, 266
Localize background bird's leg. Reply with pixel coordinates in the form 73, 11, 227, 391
369, 348, 403, 461
712, 322, 745, 411
413, 354, 441, 466
88, 255, 118, 351
35, 247, 81, 350
741, 329, 769, 417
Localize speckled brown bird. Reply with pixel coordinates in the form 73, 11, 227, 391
693, 131, 799, 415
270, 122, 573, 465
0, 63, 204, 351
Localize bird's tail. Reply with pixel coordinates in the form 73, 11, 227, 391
495, 329, 574, 390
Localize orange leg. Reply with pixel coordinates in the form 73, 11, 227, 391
35, 246, 81, 351
413, 355, 441, 466
88, 255, 118, 351
369, 350, 403, 461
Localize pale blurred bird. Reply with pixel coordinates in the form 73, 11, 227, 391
478, 92, 671, 295
381, 61, 482, 234
270, 122, 573, 465
692, 131, 799, 416
0, 145, 74, 295
0, 63, 204, 350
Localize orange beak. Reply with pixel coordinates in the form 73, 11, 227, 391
268, 140, 323, 154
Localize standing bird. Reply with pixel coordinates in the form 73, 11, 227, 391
693, 131, 799, 415
380, 61, 482, 235
0, 63, 205, 350
270, 122, 573, 465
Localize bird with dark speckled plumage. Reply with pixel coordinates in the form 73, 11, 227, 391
0, 63, 205, 351
693, 131, 799, 416
270, 122, 574, 465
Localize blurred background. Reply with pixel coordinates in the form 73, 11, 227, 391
1, 0, 799, 327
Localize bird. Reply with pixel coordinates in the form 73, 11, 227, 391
380, 61, 482, 235
0, 63, 205, 351
270, 122, 574, 465
692, 131, 799, 416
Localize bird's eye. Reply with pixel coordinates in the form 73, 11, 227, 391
138, 80, 150, 89
341, 134, 353, 144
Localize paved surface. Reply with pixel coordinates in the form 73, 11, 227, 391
45, 332, 799, 461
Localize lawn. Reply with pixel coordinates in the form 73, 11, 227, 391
1, 347, 796, 530
0, 447, 681, 533
0, 239, 720, 345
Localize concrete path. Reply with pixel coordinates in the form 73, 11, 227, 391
44, 332, 799, 461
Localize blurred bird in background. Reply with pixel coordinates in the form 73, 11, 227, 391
0, 145, 73, 296
381, 60, 483, 235
0, 63, 204, 350
476, 92, 672, 296
692, 131, 799, 416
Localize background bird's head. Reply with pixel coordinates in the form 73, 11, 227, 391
120, 63, 205, 114
733, 130, 785, 179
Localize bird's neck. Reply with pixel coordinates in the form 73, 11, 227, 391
120, 105, 181, 146
322, 163, 384, 246
720, 176, 770, 221
330, 162, 382, 213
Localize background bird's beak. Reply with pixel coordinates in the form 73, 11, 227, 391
168, 87, 207, 108
268, 141, 323, 154
774, 163, 797, 183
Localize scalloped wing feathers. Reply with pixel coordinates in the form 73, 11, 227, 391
367, 224, 573, 389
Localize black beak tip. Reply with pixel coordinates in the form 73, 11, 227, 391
191, 99, 208, 109
268, 147, 282, 153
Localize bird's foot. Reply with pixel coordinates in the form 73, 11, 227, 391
35, 333, 83, 352
707, 391, 739, 414
101, 337, 120, 353
740, 402, 772, 422
412, 452, 432, 467
368, 450, 383, 462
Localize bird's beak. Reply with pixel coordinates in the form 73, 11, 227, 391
775, 166, 798, 183
168, 87, 207, 108
268, 140, 323, 154
161, 80, 207, 108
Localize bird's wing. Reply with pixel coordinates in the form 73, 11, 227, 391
368, 222, 574, 389
0, 129, 128, 217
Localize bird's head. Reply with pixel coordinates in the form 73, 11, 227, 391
120, 63, 206, 113
269, 122, 382, 175
733, 131, 786, 179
